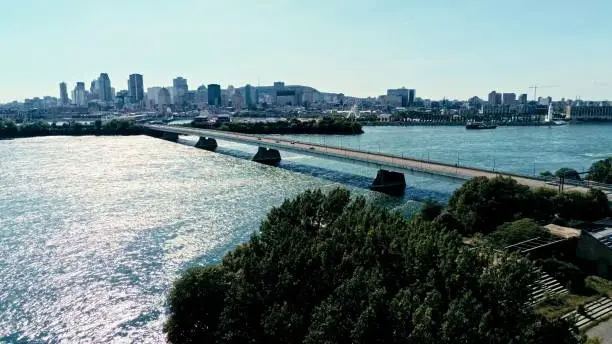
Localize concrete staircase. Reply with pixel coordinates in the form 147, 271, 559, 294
562, 297, 612, 330
530, 271, 569, 305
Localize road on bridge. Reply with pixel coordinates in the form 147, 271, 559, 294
145, 124, 611, 201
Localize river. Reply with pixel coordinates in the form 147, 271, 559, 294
0, 123, 610, 342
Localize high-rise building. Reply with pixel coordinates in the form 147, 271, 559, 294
72, 82, 87, 106
519, 94, 528, 104
207, 84, 222, 106
128, 74, 144, 103
244, 84, 256, 107
539, 96, 553, 106
232, 90, 244, 109
502, 93, 516, 105
195, 85, 208, 104
158, 88, 172, 106
59, 82, 69, 105
387, 88, 416, 107
146, 87, 162, 107
488, 91, 499, 105
172, 77, 189, 104
98, 73, 112, 102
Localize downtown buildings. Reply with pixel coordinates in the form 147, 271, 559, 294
98, 73, 112, 102
59, 82, 69, 105
128, 74, 144, 104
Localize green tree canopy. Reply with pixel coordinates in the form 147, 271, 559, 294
447, 177, 609, 236
418, 199, 443, 221
447, 176, 537, 235
587, 157, 612, 184
555, 168, 582, 181
165, 188, 583, 344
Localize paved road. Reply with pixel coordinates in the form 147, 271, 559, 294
145, 125, 611, 200
587, 318, 612, 344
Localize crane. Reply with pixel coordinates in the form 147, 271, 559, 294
529, 84, 559, 101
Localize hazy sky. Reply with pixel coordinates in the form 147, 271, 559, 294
1, 0, 611, 103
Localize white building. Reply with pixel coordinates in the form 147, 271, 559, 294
146, 87, 162, 107
72, 82, 87, 106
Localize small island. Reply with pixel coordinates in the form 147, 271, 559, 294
0, 119, 143, 139
192, 117, 363, 135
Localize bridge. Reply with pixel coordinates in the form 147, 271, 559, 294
144, 124, 612, 199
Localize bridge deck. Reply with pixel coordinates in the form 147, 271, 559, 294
144, 124, 611, 200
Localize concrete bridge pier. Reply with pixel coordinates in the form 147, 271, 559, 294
195, 137, 218, 151
371, 169, 406, 196
161, 132, 179, 142
252, 147, 281, 166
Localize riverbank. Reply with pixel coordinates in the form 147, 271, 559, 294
192, 117, 363, 135
0, 119, 143, 139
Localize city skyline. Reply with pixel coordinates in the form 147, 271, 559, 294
1, 0, 611, 103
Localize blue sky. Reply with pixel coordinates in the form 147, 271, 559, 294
1, 0, 610, 103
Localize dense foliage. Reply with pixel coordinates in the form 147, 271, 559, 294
587, 157, 612, 184
0, 119, 142, 138
193, 117, 363, 135
487, 219, 550, 248
165, 188, 585, 344
448, 176, 609, 236
418, 199, 443, 221
555, 168, 582, 181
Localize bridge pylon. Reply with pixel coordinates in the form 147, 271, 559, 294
252, 147, 281, 166
371, 169, 406, 196
195, 137, 218, 151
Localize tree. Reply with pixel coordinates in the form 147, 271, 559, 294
555, 168, 581, 181
419, 199, 443, 221
551, 189, 609, 221
487, 218, 549, 248
165, 188, 584, 344
587, 157, 612, 184
540, 171, 554, 179
447, 176, 537, 235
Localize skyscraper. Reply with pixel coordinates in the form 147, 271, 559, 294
244, 84, 256, 107
128, 74, 144, 103
172, 77, 189, 105
207, 84, 221, 106
158, 88, 172, 106
59, 82, 69, 105
98, 73, 112, 102
518, 94, 528, 104
502, 93, 516, 105
488, 91, 500, 105
72, 82, 87, 106
196, 85, 208, 104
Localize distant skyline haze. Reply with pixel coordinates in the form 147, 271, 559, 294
0, 0, 610, 102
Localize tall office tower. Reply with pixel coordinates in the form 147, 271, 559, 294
128, 74, 144, 103
59, 82, 69, 105
98, 73, 112, 101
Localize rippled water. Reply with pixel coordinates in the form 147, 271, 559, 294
1, 124, 610, 342
282, 122, 612, 176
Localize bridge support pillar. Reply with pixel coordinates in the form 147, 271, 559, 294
371, 169, 406, 196
252, 147, 281, 166
161, 132, 179, 142
195, 137, 217, 151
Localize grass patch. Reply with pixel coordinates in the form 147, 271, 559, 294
536, 293, 600, 319
586, 276, 612, 296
